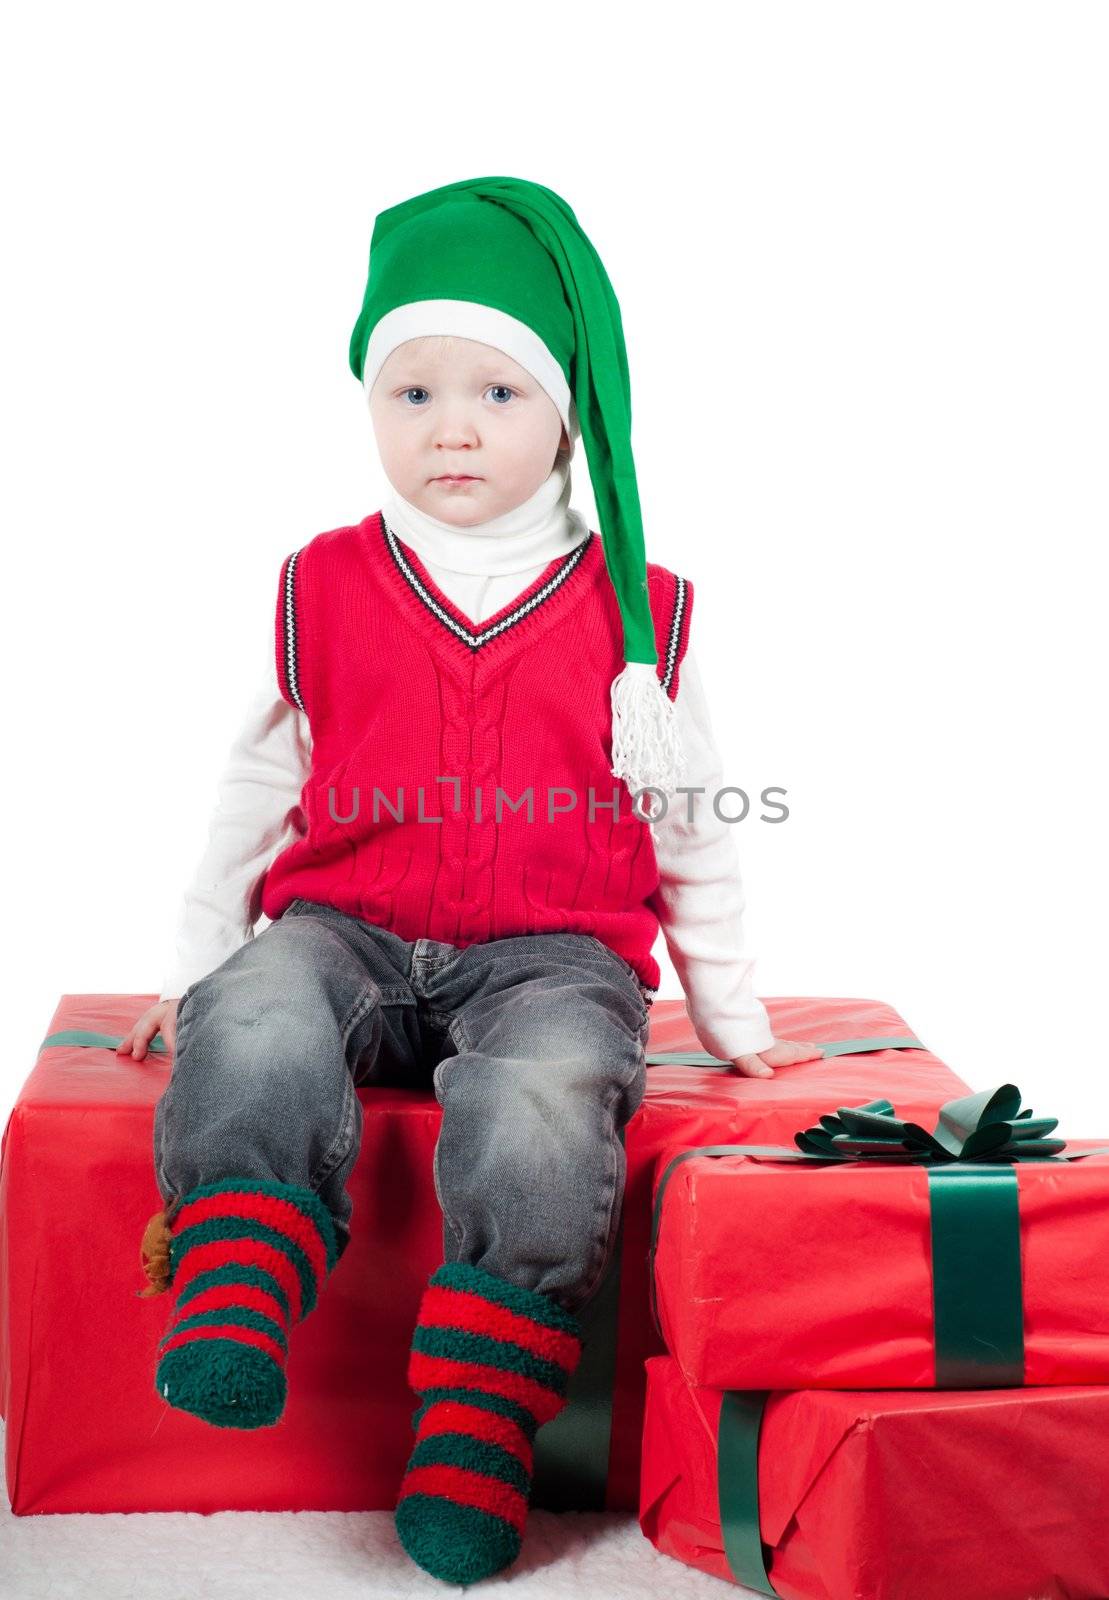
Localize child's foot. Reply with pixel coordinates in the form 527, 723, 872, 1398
394, 1261, 584, 1583
141, 1177, 339, 1430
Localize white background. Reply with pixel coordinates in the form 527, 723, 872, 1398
2, 2, 1106, 1136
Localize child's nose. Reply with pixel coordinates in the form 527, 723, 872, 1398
433, 410, 480, 447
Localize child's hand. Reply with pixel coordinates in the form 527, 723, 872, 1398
117, 999, 180, 1060
730, 1038, 826, 1078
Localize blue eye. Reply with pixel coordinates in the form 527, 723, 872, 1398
399, 384, 516, 406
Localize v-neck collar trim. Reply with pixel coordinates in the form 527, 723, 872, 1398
379, 511, 596, 650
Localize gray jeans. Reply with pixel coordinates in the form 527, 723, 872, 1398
152, 898, 651, 1314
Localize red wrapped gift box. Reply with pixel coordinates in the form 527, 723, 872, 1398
649, 1098, 1109, 1391
0, 992, 967, 1515
639, 1354, 1109, 1600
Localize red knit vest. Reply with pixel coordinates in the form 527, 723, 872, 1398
258, 510, 694, 993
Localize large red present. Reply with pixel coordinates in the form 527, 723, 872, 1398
0, 992, 967, 1515
639, 1353, 1109, 1600
649, 1085, 1109, 1391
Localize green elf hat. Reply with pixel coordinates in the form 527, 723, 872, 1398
348, 175, 687, 799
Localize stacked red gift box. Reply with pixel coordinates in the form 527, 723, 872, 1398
10, 985, 1106, 1600
640, 1030, 1109, 1598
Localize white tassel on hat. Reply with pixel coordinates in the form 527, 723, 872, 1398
609, 661, 688, 808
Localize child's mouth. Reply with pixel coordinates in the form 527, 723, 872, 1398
434, 475, 480, 484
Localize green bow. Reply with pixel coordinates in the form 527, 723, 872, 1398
792, 1082, 1067, 1162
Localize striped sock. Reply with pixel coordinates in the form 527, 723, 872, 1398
148, 1178, 339, 1430
394, 1261, 584, 1584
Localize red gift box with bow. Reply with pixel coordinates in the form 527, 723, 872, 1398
649, 1085, 1109, 1391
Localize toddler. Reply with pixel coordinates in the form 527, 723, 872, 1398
123, 175, 820, 1585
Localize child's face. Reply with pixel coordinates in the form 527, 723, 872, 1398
369, 335, 570, 526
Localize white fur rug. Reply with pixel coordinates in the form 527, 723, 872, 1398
0, 1420, 750, 1599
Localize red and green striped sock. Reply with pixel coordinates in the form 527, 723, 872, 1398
394, 1261, 585, 1584
152, 1177, 339, 1430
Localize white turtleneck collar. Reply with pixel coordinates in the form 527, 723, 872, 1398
380, 454, 589, 578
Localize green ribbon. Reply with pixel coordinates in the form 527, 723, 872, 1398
532, 1131, 628, 1512
39, 1028, 167, 1054
644, 1034, 924, 1069
43, 1028, 924, 1064
718, 1390, 777, 1596
651, 1084, 1109, 1595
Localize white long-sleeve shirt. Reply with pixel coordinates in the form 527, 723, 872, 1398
159, 519, 775, 1059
